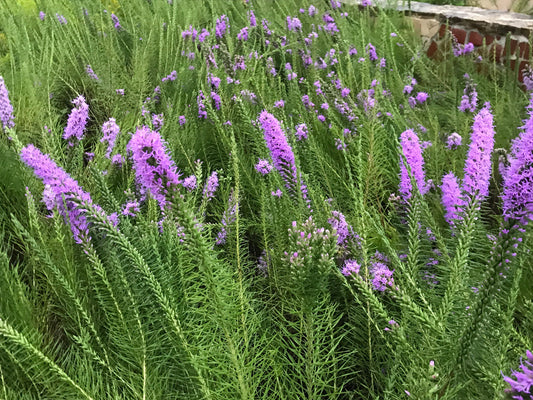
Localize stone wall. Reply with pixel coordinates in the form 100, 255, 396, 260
467, 0, 533, 13
341, 0, 533, 83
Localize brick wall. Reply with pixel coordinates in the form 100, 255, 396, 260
425, 24, 531, 82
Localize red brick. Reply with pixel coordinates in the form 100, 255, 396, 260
451, 28, 467, 44
468, 31, 484, 47
510, 59, 517, 71
510, 39, 518, 55
427, 41, 439, 58
519, 42, 530, 59
485, 35, 495, 45
439, 24, 448, 38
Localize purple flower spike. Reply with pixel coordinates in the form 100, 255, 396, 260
272, 189, 283, 198
207, 73, 220, 89
197, 90, 207, 119
287, 16, 302, 32
328, 210, 358, 247
198, 28, 210, 43
371, 262, 394, 292
162, 70, 177, 82
86, 65, 99, 80
459, 75, 478, 113
127, 126, 181, 209
446, 132, 462, 150
295, 123, 308, 141
441, 172, 465, 226
152, 113, 164, 130
258, 110, 298, 193
20, 144, 113, 244
210, 91, 221, 110
112, 154, 124, 166
416, 92, 429, 104
215, 15, 229, 39
274, 100, 285, 108
182, 175, 197, 191
63, 95, 89, 143
237, 27, 249, 41
366, 43, 378, 61
203, 171, 219, 201
248, 10, 257, 27
182, 25, 198, 41
262, 18, 272, 36
56, 13, 67, 25
0, 76, 15, 130
462, 103, 495, 200
100, 118, 120, 158
111, 13, 122, 30
342, 259, 361, 277
399, 129, 428, 201
255, 159, 273, 175
502, 349, 533, 398
122, 201, 139, 217
502, 95, 533, 225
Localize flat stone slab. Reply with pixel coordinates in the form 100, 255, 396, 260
341, 0, 533, 36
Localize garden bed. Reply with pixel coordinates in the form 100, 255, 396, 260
0, 1, 531, 399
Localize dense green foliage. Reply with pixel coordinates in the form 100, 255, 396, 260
0, 0, 531, 399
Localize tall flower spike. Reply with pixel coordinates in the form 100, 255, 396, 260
287, 16, 302, 32
215, 15, 229, 39
63, 95, 89, 143
0, 76, 15, 130
127, 126, 181, 209
258, 110, 298, 193
20, 144, 113, 244
462, 102, 495, 200
441, 172, 465, 226
399, 129, 428, 202
100, 118, 120, 158
111, 13, 122, 30
203, 171, 219, 201
328, 210, 351, 247
248, 10, 257, 27
502, 94, 533, 225
458, 74, 478, 113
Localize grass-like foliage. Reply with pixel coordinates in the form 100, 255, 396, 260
0, 0, 532, 399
